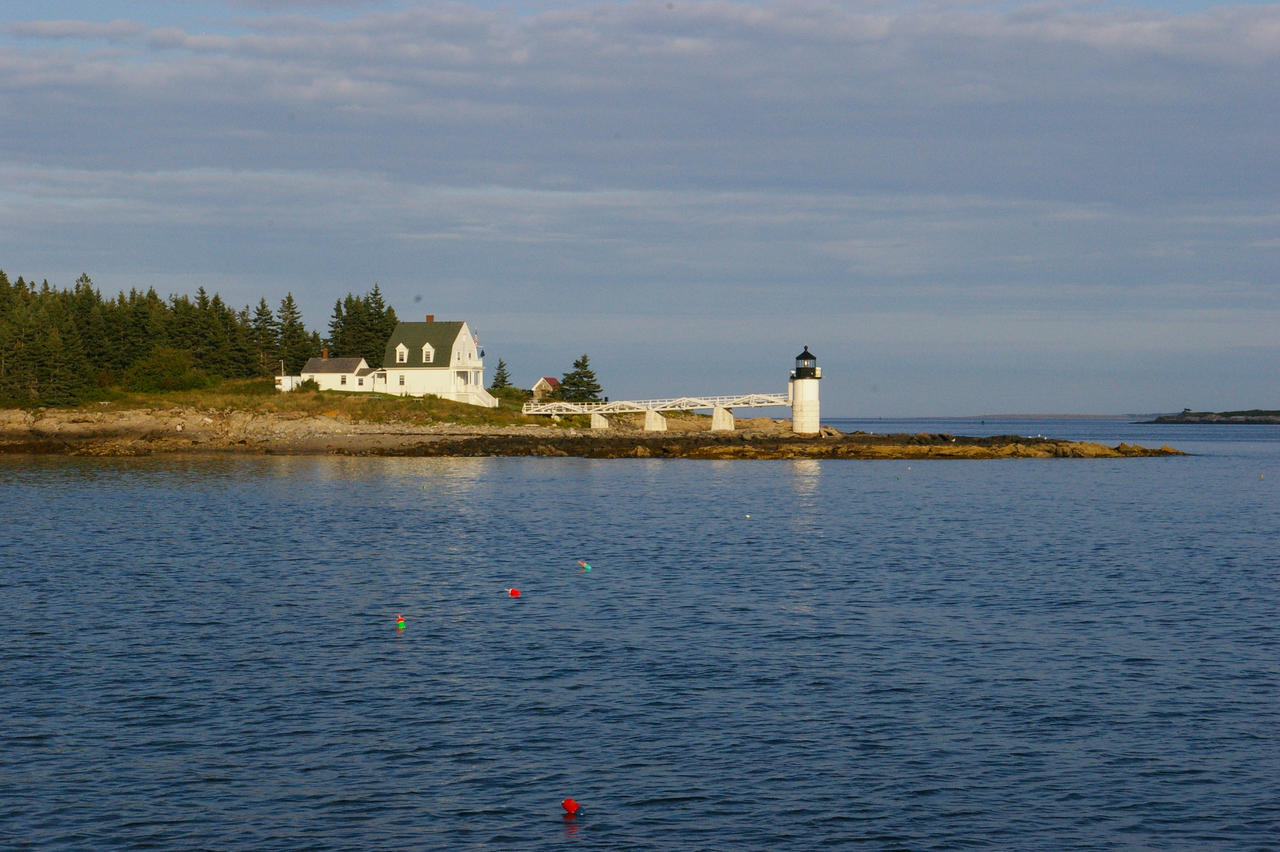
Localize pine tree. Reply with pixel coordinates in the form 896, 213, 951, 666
277, 293, 316, 374
490, 358, 511, 390
0, 271, 13, 390
324, 285, 398, 368
31, 298, 92, 405
364, 284, 397, 367
557, 354, 603, 402
327, 297, 351, 355
220, 302, 258, 378
116, 288, 167, 368
186, 287, 231, 376
250, 298, 281, 375
3, 296, 43, 402
69, 274, 107, 380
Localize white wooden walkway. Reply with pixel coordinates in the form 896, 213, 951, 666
522, 392, 790, 431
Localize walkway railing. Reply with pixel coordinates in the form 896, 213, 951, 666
522, 392, 789, 416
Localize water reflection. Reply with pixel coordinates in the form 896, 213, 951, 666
261, 455, 495, 491
0, 453, 500, 492
789, 458, 821, 497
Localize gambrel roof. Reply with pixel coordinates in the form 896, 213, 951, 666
383, 321, 465, 368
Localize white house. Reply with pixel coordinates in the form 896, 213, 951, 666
299, 355, 378, 391
280, 315, 498, 408
377, 317, 498, 407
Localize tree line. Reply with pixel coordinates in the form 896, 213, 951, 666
0, 270, 396, 406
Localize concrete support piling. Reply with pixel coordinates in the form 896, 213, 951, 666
711, 406, 735, 431
643, 410, 668, 432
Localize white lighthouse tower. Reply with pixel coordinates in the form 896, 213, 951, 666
789, 346, 822, 435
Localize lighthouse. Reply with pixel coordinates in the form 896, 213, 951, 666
790, 346, 822, 434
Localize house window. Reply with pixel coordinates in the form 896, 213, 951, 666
340, 376, 347, 385
399, 375, 405, 386
422, 343, 434, 363
357, 378, 363, 387
395, 344, 408, 364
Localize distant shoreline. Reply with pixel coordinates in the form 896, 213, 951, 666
1143, 410, 1280, 425
0, 407, 1185, 459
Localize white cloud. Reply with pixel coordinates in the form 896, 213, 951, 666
1, 0, 1276, 412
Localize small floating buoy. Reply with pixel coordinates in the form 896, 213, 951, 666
505, 588, 521, 598
561, 797, 580, 817
396, 613, 405, 630
577, 560, 592, 572
744, 514, 750, 518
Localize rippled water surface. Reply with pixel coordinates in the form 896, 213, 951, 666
2, 419, 1277, 850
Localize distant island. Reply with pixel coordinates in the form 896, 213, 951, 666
1145, 409, 1280, 425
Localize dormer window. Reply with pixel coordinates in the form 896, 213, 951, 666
422, 343, 434, 363
395, 344, 408, 364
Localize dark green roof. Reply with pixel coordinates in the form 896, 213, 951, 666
383, 321, 465, 368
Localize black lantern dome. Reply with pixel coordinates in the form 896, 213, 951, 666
794, 346, 818, 379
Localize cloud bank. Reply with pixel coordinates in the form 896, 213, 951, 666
1, 0, 1276, 413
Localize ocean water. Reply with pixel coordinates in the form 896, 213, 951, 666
1, 418, 1276, 850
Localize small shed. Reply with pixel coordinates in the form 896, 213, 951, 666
531, 376, 560, 400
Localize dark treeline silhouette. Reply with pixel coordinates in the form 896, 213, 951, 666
0, 270, 396, 406
327, 284, 398, 368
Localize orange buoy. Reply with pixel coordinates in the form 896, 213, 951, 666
561, 797, 580, 816
506, 588, 521, 598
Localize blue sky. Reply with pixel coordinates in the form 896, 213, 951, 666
3, 0, 1276, 415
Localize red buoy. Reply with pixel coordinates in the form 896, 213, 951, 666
561, 797, 580, 816
506, 588, 521, 598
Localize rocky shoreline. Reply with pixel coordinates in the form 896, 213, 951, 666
0, 407, 1184, 459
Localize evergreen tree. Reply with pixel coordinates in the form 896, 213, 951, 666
490, 358, 511, 390
277, 293, 316, 374
217, 300, 257, 378
250, 298, 281, 375
325, 285, 398, 367
166, 294, 201, 361
18, 298, 92, 405
69, 274, 108, 382
363, 284, 397, 367
38, 323, 92, 405
0, 271, 13, 388
557, 354, 603, 402
186, 287, 232, 376
106, 288, 164, 371
327, 297, 351, 355
2, 295, 42, 402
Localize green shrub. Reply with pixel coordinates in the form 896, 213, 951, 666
123, 347, 212, 392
